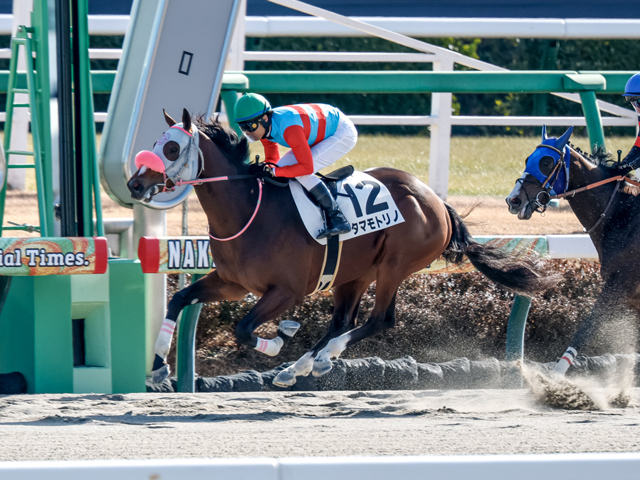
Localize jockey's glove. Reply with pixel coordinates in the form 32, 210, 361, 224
619, 145, 640, 173
248, 162, 275, 179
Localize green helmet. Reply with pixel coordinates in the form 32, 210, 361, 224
234, 93, 271, 123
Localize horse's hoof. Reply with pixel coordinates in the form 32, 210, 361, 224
273, 369, 297, 387
278, 320, 301, 339
312, 359, 333, 377
151, 364, 170, 384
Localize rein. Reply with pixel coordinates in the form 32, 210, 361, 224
552, 174, 640, 199
168, 174, 264, 242
550, 172, 640, 234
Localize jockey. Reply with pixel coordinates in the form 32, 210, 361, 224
620, 72, 640, 172
233, 93, 356, 239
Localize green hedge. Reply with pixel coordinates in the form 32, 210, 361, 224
84, 35, 640, 136
165, 260, 639, 378
245, 36, 639, 136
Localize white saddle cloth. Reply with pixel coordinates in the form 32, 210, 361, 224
289, 171, 405, 245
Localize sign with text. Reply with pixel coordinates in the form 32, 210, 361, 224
0, 237, 108, 276
138, 236, 214, 274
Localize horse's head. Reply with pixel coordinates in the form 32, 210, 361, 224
127, 108, 202, 204
505, 126, 574, 220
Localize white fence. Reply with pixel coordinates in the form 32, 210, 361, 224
3, 9, 637, 198
1, 453, 639, 479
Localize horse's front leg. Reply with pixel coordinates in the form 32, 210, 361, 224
152, 271, 248, 383
235, 285, 301, 356
273, 279, 369, 387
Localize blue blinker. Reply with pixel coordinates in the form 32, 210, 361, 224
524, 126, 573, 196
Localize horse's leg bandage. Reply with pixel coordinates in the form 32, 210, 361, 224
155, 318, 177, 360
255, 336, 284, 356
554, 346, 577, 375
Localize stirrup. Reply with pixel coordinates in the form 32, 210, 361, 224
316, 222, 351, 239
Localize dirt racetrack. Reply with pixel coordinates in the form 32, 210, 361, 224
0, 388, 638, 461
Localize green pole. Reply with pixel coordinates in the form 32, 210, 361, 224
533, 40, 560, 117
221, 89, 242, 136
504, 294, 532, 388
77, 0, 104, 236
580, 91, 606, 153
176, 274, 205, 393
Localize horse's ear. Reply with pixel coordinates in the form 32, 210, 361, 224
182, 108, 191, 132
541, 125, 548, 141
557, 126, 574, 150
163, 109, 177, 127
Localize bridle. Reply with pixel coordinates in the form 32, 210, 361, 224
518, 145, 640, 233
515, 143, 569, 215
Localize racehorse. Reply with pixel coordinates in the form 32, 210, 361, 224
506, 126, 640, 375
128, 109, 556, 387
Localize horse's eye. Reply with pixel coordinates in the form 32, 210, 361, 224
163, 141, 180, 161
539, 156, 555, 176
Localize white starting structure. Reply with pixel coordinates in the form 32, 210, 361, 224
99, 0, 242, 211
97, 0, 242, 371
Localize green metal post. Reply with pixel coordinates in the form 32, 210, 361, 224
30, 2, 55, 236
76, 0, 103, 236
0, 37, 20, 235
504, 294, 532, 388
579, 91, 607, 153
176, 274, 205, 393
221, 89, 242, 136
533, 40, 560, 117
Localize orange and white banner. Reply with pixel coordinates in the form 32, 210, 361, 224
0, 237, 108, 276
419, 236, 548, 275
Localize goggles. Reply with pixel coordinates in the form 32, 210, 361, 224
627, 97, 640, 111
238, 120, 261, 133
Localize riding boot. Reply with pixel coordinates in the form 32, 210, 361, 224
307, 182, 351, 239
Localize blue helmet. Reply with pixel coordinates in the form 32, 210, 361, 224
623, 73, 640, 97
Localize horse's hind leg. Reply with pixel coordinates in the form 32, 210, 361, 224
273, 279, 369, 387
152, 271, 248, 383
235, 285, 301, 355
313, 274, 401, 376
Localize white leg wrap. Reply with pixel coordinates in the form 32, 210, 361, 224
316, 334, 349, 363
291, 351, 314, 377
154, 318, 176, 359
554, 347, 577, 375
273, 351, 315, 387
255, 336, 284, 356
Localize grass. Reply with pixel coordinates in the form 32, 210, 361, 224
251, 134, 636, 197
6, 132, 637, 197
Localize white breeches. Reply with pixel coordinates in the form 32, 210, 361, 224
277, 113, 358, 191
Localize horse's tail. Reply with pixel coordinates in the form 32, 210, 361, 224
441, 203, 558, 294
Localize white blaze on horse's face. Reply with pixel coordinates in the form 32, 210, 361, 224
506, 173, 535, 220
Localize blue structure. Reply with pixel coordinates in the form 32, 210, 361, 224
1, 0, 637, 19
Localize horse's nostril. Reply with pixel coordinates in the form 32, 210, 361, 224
508, 197, 521, 207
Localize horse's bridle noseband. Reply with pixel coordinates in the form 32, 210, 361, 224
516, 143, 568, 214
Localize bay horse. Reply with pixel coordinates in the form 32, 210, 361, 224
506, 126, 640, 375
128, 109, 556, 387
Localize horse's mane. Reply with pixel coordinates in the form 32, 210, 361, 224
195, 115, 251, 169
570, 143, 640, 196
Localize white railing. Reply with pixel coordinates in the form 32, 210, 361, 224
3, 14, 640, 39
1, 453, 639, 479
3, 11, 637, 198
